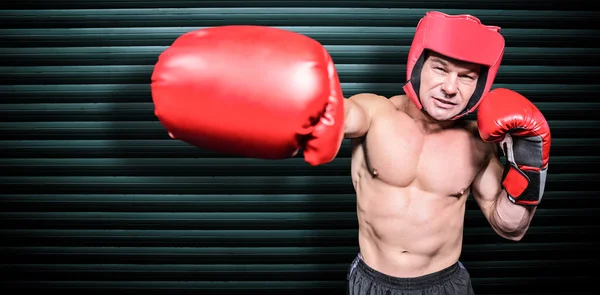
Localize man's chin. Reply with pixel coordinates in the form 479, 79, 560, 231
420, 103, 463, 121
432, 115, 454, 122
427, 109, 459, 122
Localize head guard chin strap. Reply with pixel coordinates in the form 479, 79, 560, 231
402, 11, 505, 120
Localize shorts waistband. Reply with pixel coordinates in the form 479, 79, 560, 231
351, 254, 461, 290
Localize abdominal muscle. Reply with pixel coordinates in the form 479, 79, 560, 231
351, 145, 468, 278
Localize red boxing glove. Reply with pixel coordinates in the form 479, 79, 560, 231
477, 88, 551, 206
151, 26, 344, 165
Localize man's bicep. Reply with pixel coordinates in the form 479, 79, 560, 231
471, 145, 505, 218
343, 93, 388, 138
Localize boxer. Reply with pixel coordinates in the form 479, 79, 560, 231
151, 11, 551, 295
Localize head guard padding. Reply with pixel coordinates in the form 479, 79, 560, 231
402, 11, 505, 120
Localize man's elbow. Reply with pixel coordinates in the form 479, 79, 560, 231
494, 223, 530, 242
490, 191, 536, 242
344, 123, 369, 138
500, 231, 526, 242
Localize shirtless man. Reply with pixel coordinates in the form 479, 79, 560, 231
151, 10, 551, 295
343, 61, 537, 293
338, 12, 551, 294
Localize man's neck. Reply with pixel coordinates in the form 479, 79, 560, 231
404, 99, 457, 134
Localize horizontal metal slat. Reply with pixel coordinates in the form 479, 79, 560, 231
1, 191, 597, 212
0, 280, 346, 294
1, 157, 352, 176
1, 83, 596, 103
0, 84, 151, 103
0, 174, 597, 194
9, 0, 592, 10
0, 278, 590, 295
2, 156, 598, 176
1, 121, 596, 139
2, 46, 598, 66
0, 246, 360, 265
1, 209, 596, 230
2, 226, 598, 247
1, 278, 590, 295
2, 8, 596, 29
0, 259, 592, 282
0, 193, 358, 213
2, 27, 595, 47
0, 175, 357, 194
1, 228, 358, 247
2, 243, 595, 264
1, 258, 589, 273
0, 139, 597, 158
1, 102, 598, 122
2, 263, 350, 281
3, 65, 597, 85
1, 212, 362, 230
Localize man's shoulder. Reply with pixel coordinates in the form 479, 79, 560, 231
462, 119, 479, 134
347, 92, 389, 103
347, 92, 401, 114
388, 94, 411, 113
461, 119, 498, 157
458, 120, 481, 142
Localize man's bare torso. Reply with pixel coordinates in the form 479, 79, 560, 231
350, 94, 490, 278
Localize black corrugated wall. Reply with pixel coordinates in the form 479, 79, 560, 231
1, 1, 598, 294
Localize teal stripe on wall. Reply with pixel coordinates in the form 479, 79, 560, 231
6, 0, 595, 10
1, 1, 598, 294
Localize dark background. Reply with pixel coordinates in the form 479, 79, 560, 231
1, 0, 599, 294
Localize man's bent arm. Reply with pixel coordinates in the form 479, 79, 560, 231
471, 144, 537, 241
343, 93, 390, 138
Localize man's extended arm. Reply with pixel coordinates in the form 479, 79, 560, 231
344, 93, 391, 138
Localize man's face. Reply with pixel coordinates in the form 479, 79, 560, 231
418, 51, 481, 121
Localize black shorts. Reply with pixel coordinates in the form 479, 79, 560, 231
346, 254, 475, 295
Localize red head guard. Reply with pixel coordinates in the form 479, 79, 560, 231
402, 11, 505, 120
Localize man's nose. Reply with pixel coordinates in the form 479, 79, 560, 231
442, 74, 458, 96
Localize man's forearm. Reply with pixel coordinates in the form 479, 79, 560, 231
491, 190, 537, 241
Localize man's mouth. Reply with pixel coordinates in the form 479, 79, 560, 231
433, 97, 457, 109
